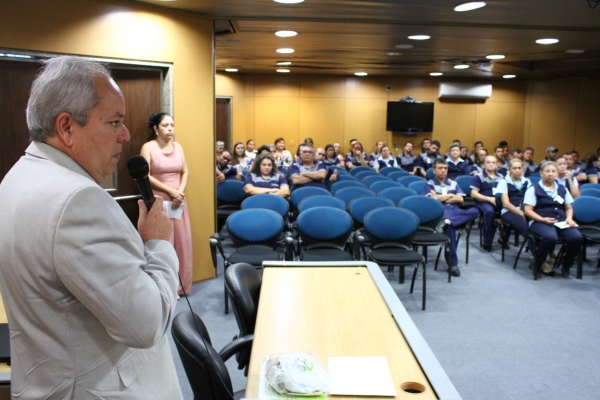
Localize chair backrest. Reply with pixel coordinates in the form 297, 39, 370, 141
241, 194, 289, 218
388, 170, 410, 180
397, 175, 425, 187
355, 170, 379, 180
369, 180, 404, 194
528, 176, 541, 186
330, 180, 367, 195
334, 186, 375, 206
378, 187, 418, 205
363, 207, 419, 242
407, 180, 426, 194
226, 209, 283, 247
224, 263, 261, 336
297, 207, 353, 244
348, 196, 395, 225
530, 172, 541, 178
379, 167, 402, 177
298, 195, 347, 212
455, 175, 474, 197
580, 186, 600, 199
400, 195, 444, 225
349, 166, 373, 176
171, 311, 233, 400
334, 173, 359, 182
290, 187, 332, 209
217, 180, 246, 204
572, 196, 600, 224
361, 175, 391, 186
426, 168, 435, 180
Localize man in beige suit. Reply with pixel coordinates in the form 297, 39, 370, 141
0, 57, 182, 398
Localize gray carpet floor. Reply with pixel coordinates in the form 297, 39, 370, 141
169, 228, 600, 400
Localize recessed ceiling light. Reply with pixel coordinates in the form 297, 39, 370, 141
276, 48, 295, 54
275, 30, 297, 37
454, 2, 486, 12
276, 69, 290, 73
386, 52, 401, 56
355, 72, 368, 76
277, 61, 292, 65
536, 38, 559, 45
486, 54, 505, 60
430, 72, 443, 76
566, 49, 585, 54
395, 44, 414, 49
408, 35, 430, 40
454, 64, 469, 69
274, 0, 304, 3
225, 68, 238, 72
503, 75, 516, 79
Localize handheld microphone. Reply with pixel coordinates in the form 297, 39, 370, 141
127, 156, 155, 211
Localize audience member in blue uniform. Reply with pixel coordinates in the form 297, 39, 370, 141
470, 148, 488, 176
460, 146, 473, 166
555, 155, 580, 197
543, 146, 559, 163
323, 144, 341, 167
373, 145, 398, 172
290, 144, 327, 189
497, 159, 532, 250
345, 141, 369, 170
423, 158, 479, 277
368, 140, 385, 167
416, 140, 440, 177
315, 147, 339, 184
446, 144, 469, 179
523, 161, 583, 278
522, 147, 538, 177
396, 141, 418, 174
333, 142, 346, 168
469, 141, 484, 164
493, 145, 508, 176
216, 150, 240, 181
243, 153, 290, 197
470, 155, 504, 251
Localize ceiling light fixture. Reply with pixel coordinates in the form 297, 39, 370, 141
276, 48, 295, 53
277, 61, 292, 65
536, 38, 559, 44
276, 69, 290, 73
225, 68, 238, 72
274, 0, 304, 3
486, 54, 505, 60
395, 44, 414, 49
566, 49, 585, 54
454, 64, 469, 69
503, 75, 516, 79
386, 52, 401, 56
355, 72, 368, 76
430, 72, 443, 76
454, 2, 486, 12
275, 30, 297, 37
408, 35, 430, 40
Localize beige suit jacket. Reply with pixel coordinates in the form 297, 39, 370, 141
0, 142, 182, 399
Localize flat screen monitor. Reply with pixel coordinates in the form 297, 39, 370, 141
386, 101, 434, 133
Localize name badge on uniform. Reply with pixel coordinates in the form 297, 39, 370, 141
554, 195, 564, 204
427, 158, 431, 164
492, 188, 497, 195
441, 186, 447, 195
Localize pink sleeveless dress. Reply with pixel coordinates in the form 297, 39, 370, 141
149, 141, 193, 295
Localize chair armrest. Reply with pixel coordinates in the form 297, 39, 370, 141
209, 235, 226, 272
219, 334, 254, 362
285, 234, 295, 261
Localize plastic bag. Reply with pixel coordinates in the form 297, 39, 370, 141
264, 353, 329, 395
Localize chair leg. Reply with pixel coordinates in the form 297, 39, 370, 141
513, 237, 529, 270
398, 266, 405, 284
410, 266, 417, 293
224, 281, 229, 314
577, 246, 583, 279
435, 246, 442, 271
422, 263, 426, 311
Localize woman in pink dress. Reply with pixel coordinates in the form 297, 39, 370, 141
141, 113, 193, 296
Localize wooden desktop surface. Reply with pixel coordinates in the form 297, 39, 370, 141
245, 266, 437, 399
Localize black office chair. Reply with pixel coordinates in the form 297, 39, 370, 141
171, 310, 253, 400
224, 263, 261, 375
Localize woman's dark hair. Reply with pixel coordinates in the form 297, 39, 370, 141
325, 144, 336, 159
250, 153, 276, 175
304, 137, 314, 145
246, 139, 255, 146
352, 142, 363, 151
256, 145, 271, 155
274, 137, 285, 146
148, 112, 170, 130
231, 141, 245, 165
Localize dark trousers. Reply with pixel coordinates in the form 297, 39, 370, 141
477, 202, 497, 244
528, 222, 583, 269
443, 205, 479, 266
500, 211, 529, 240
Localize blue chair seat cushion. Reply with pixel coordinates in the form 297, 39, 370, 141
228, 246, 283, 266
369, 248, 423, 265
300, 249, 355, 262
411, 232, 450, 245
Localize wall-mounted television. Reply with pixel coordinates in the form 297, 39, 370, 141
386, 101, 434, 133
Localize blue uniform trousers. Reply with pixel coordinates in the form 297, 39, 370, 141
443, 204, 479, 266
500, 211, 529, 241
477, 202, 497, 244
528, 222, 583, 270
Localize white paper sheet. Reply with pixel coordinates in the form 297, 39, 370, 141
328, 356, 397, 396
164, 201, 185, 219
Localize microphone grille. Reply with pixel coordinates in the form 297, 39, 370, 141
127, 155, 149, 179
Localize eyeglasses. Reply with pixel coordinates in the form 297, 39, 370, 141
222, 157, 231, 162
316, 153, 325, 156
301, 150, 315, 154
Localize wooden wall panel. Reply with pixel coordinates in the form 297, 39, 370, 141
574, 102, 600, 156
300, 76, 345, 98
530, 80, 579, 104
254, 97, 300, 149
344, 98, 388, 150
254, 75, 299, 97
474, 102, 520, 153
529, 102, 578, 159
490, 80, 527, 103
434, 102, 477, 151
216, 73, 247, 145
345, 77, 389, 99
387, 78, 436, 102
299, 97, 345, 148
245, 97, 256, 143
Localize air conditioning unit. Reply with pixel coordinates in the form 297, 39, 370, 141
438, 83, 492, 100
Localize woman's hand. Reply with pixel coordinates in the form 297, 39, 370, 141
542, 217, 556, 225
169, 188, 185, 202
172, 198, 182, 210
565, 218, 576, 228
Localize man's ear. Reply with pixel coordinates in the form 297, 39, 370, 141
54, 112, 75, 148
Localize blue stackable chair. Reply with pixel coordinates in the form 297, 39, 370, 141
528, 176, 541, 186
330, 180, 367, 195
580, 186, 600, 199
388, 170, 410, 180
348, 196, 395, 259
290, 187, 332, 211
298, 195, 347, 213
355, 170, 379, 181
349, 166, 374, 176
361, 207, 427, 309
241, 194, 289, 219
361, 174, 391, 186
426, 168, 435, 180
334, 187, 375, 207
296, 207, 355, 261
455, 175, 477, 209
369, 180, 404, 194
216, 180, 247, 232
379, 167, 403, 177
407, 180, 427, 194
334, 173, 359, 182
378, 187, 417, 205
572, 196, 600, 273
397, 175, 425, 187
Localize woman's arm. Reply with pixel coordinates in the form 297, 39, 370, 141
524, 204, 555, 224
243, 184, 277, 195
501, 193, 524, 217
140, 142, 180, 199
273, 185, 290, 198
470, 188, 496, 205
